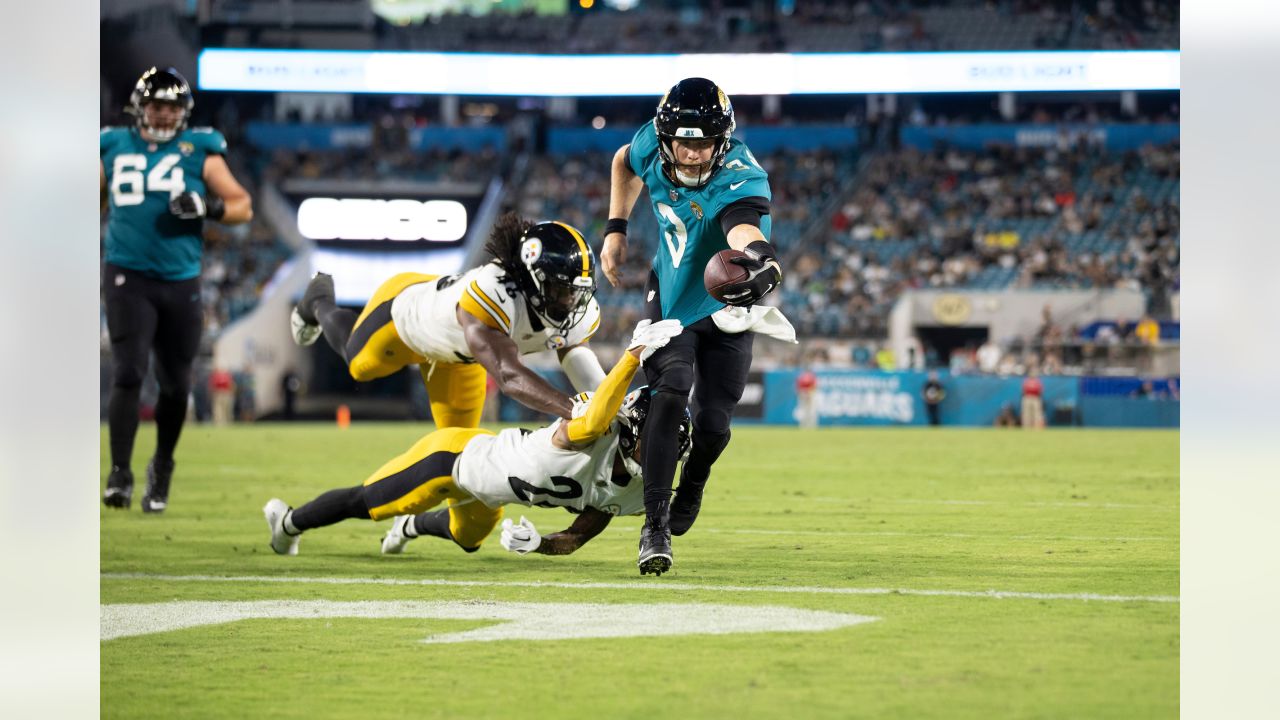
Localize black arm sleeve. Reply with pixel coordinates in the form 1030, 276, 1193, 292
718, 196, 772, 235
622, 146, 632, 172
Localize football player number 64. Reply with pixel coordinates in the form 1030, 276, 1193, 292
111, 153, 185, 207
654, 202, 688, 269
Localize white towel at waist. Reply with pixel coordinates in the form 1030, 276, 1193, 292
710, 305, 798, 344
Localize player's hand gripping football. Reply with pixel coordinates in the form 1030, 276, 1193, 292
626, 318, 684, 364
169, 191, 226, 221
500, 516, 542, 554
721, 241, 782, 307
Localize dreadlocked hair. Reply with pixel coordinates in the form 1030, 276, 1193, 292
483, 213, 535, 276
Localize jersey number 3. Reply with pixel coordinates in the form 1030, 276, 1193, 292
111, 154, 185, 207
654, 202, 688, 269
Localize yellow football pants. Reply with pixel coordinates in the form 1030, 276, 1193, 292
345, 272, 488, 431
361, 426, 502, 549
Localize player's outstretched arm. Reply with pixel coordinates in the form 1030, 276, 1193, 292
535, 509, 614, 555
602, 144, 644, 288
557, 343, 607, 394
200, 154, 253, 224
552, 318, 683, 450
499, 511, 613, 556
459, 307, 575, 419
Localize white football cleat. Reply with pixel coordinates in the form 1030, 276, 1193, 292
290, 307, 322, 347
263, 498, 300, 556
381, 515, 416, 555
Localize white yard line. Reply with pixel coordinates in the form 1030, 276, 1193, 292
732, 495, 1178, 510
101, 573, 1179, 604
101, 600, 877, 643
687, 528, 1176, 543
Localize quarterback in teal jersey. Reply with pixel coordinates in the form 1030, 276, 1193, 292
100, 67, 253, 513
602, 77, 783, 575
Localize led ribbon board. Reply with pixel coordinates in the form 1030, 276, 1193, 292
199, 49, 1179, 95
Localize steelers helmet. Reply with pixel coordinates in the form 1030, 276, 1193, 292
617, 386, 693, 468
515, 221, 596, 335
127, 67, 194, 142
653, 77, 736, 188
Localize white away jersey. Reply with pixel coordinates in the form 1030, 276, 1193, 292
391, 263, 601, 364
454, 423, 642, 517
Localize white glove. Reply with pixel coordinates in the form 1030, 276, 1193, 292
627, 319, 684, 364
570, 392, 593, 419
500, 516, 542, 554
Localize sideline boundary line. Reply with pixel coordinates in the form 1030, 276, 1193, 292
101, 573, 1178, 604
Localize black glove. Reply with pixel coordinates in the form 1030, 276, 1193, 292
721, 242, 782, 307
169, 191, 225, 220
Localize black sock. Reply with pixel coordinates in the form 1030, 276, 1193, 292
641, 391, 687, 524
678, 429, 731, 492
108, 383, 142, 471
153, 390, 189, 463
315, 302, 357, 362
412, 509, 453, 540
290, 486, 370, 531
413, 508, 478, 552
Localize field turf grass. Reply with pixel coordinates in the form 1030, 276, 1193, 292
101, 424, 1178, 719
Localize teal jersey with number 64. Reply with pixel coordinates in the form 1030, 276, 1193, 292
628, 122, 772, 326
100, 126, 227, 281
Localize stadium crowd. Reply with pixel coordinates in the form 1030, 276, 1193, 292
375, 0, 1177, 54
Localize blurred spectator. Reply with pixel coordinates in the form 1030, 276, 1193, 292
281, 368, 301, 420
210, 368, 235, 426
1021, 372, 1045, 429
922, 371, 946, 426
976, 338, 1002, 374
796, 369, 819, 429
1135, 314, 1161, 346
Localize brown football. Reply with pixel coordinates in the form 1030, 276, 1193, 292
704, 249, 750, 303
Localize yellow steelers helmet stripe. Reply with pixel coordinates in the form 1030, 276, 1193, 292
553, 221, 591, 278
464, 281, 511, 333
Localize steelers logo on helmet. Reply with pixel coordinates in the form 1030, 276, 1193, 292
514, 221, 597, 335
654, 77, 736, 189
127, 67, 195, 143
520, 237, 543, 265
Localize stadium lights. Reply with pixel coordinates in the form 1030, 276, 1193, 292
199, 49, 1179, 96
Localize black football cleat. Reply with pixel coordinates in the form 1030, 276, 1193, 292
638, 520, 673, 576
140, 457, 174, 514
103, 466, 134, 509
290, 272, 334, 346
669, 479, 707, 537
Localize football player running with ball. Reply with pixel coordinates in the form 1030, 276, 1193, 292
263, 319, 686, 557
290, 214, 609, 429
601, 77, 792, 575
100, 67, 253, 513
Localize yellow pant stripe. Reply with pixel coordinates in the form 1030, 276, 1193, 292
363, 427, 491, 521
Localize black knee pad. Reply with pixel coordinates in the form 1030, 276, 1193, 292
113, 363, 146, 390
693, 407, 734, 439
691, 424, 731, 455
646, 357, 695, 398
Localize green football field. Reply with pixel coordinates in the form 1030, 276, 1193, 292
101, 424, 1178, 719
